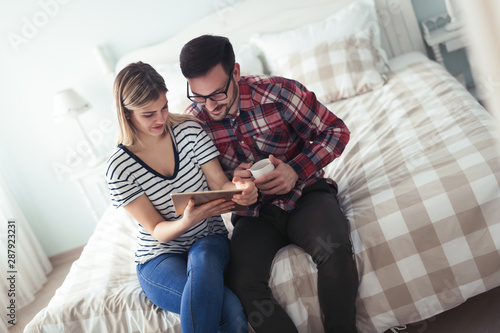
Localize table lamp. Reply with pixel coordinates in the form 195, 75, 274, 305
53, 88, 102, 166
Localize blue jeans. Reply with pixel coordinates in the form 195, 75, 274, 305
136, 234, 248, 333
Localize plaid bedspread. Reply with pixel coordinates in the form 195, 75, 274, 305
270, 59, 500, 332
25, 59, 500, 333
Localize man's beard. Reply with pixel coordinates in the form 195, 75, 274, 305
202, 79, 238, 121
203, 103, 231, 121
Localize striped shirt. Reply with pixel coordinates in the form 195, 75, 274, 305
105, 120, 228, 264
187, 75, 350, 216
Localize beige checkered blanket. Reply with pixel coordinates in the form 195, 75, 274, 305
25, 59, 500, 333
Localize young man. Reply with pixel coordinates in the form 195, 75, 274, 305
180, 34, 358, 333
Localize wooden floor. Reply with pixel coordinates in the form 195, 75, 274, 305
8, 246, 84, 333
8, 246, 500, 333
383, 286, 500, 333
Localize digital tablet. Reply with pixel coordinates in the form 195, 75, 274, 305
170, 189, 247, 215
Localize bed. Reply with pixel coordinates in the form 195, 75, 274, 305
25, 0, 500, 332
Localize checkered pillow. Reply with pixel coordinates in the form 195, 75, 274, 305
275, 30, 387, 103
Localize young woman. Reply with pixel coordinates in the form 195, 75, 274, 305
105, 61, 255, 333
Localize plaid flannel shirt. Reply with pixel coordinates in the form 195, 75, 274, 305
186, 75, 350, 216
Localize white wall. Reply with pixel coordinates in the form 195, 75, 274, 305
0, 0, 241, 257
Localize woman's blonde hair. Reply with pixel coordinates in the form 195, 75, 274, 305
113, 61, 197, 147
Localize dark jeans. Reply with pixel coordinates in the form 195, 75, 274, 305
227, 179, 358, 333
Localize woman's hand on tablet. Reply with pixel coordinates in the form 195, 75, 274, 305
182, 198, 235, 227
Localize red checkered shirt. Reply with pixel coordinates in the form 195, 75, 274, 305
186, 75, 350, 216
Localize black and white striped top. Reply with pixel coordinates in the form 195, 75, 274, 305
105, 120, 228, 264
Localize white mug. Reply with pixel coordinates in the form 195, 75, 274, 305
249, 158, 275, 178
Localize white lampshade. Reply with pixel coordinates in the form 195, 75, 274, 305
53, 88, 92, 123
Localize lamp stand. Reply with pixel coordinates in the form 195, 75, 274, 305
74, 117, 103, 167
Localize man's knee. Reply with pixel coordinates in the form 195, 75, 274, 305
310, 235, 355, 268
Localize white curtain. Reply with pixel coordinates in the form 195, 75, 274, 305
459, 0, 500, 133
0, 175, 52, 330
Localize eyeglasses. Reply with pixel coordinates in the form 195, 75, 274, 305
187, 75, 232, 103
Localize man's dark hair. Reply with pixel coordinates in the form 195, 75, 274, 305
179, 34, 235, 78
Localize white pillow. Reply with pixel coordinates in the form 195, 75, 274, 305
250, 0, 387, 74
275, 30, 387, 104
154, 63, 191, 114
234, 44, 265, 75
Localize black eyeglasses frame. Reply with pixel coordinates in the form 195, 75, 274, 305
186, 75, 232, 103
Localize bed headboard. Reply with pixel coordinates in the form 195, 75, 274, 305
114, 0, 425, 72
374, 0, 426, 58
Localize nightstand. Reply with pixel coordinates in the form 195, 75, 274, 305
421, 13, 479, 98
70, 159, 110, 222
421, 14, 466, 66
